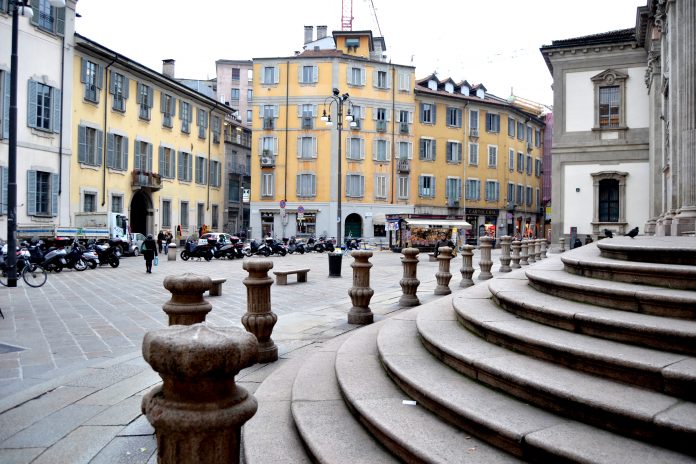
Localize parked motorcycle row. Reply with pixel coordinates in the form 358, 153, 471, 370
1, 238, 122, 274
239, 236, 362, 257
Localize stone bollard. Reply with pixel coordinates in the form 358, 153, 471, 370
559, 237, 566, 252
540, 239, 548, 259
534, 239, 542, 261
499, 236, 512, 273
162, 273, 212, 326
527, 239, 537, 264
242, 260, 278, 363
459, 244, 475, 287
142, 323, 258, 464
348, 251, 374, 324
478, 236, 494, 280
434, 246, 454, 295
520, 239, 530, 266
510, 240, 522, 269
399, 248, 420, 307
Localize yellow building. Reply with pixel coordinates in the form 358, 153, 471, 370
250, 29, 415, 242
408, 74, 545, 246
71, 35, 232, 240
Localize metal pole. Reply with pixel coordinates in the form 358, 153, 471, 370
337, 99, 342, 247
6, 1, 20, 287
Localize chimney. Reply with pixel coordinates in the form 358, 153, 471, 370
162, 59, 175, 78
317, 25, 327, 39
304, 26, 314, 44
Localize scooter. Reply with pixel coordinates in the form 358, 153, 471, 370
345, 236, 361, 251
287, 236, 305, 254
307, 236, 324, 253
63, 240, 87, 271
266, 237, 287, 256
37, 242, 68, 273
229, 235, 245, 259
87, 240, 120, 268
243, 239, 270, 257
212, 238, 236, 259
180, 238, 214, 261
319, 236, 335, 252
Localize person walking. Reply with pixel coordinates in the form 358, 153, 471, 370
164, 231, 172, 254
142, 234, 158, 274
157, 230, 165, 253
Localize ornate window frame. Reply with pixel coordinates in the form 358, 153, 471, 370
591, 171, 628, 235
591, 69, 628, 131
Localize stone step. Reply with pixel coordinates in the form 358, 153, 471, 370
378, 310, 695, 462
597, 236, 696, 266
488, 276, 696, 356
334, 317, 521, 463
561, 243, 696, 290
451, 284, 696, 400
290, 340, 398, 463
525, 264, 696, 319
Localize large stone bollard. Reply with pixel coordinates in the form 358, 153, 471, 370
478, 236, 494, 280
534, 239, 542, 261
527, 239, 537, 263
459, 244, 475, 287
540, 239, 548, 259
559, 237, 566, 252
520, 239, 530, 266
510, 240, 522, 269
499, 236, 512, 273
142, 323, 258, 464
434, 246, 454, 295
162, 273, 213, 326
242, 260, 278, 363
348, 251, 374, 324
399, 248, 420, 307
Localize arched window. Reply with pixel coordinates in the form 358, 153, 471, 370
598, 179, 619, 222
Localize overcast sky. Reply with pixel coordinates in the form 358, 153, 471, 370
74, 0, 646, 106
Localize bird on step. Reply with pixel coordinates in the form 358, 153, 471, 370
604, 229, 614, 238
625, 226, 639, 238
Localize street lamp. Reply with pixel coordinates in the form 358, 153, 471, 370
321, 88, 355, 249
6, 0, 64, 287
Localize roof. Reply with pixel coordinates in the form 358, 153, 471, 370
540, 28, 636, 51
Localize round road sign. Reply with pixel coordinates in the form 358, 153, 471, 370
297, 205, 305, 214
279, 200, 286, 209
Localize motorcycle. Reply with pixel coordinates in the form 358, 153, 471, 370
287, 237, 305, 254
345, 236, 361, 251
229, 235, 245, 259
243, 239, 270, 257
64, 240, 87, 271
212, 237, 237, 259
180, 238, 214, 261
266, 238, 287, 256
307, 236, 324, 253
33, 240, 68, 273
319, 236, 335, 252
87, 239, 120, 268
81, 247, 100, 269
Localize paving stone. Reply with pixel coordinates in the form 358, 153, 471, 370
0, 447, 45, 464
90, 434, 156, 464
84, 395, 144, 426
77, 370, 160, 406
118, 414, 154, 437
32, 425, 120, 464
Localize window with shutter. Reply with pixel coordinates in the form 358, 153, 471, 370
138, 83, 152, 120
180, 201, 189, 227
398, 176, 409, 199
488, 146, 497, 167
468, 143, 478, 165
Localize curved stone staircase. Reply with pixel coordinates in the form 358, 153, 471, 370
244, 237, 696, 463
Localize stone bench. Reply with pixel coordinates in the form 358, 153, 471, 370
273, 269, 310, 286
209, 278, 226, 296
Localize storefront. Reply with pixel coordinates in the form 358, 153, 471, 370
387, 215, 471, 251
296, 212, 316, 237
261, 212, 274, 238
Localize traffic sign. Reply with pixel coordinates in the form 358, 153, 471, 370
279, 200, 286, 209
297, 205, 305, 214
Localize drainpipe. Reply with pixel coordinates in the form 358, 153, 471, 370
207, 101, 222, 212
390, 64, 395, 204
58, 34, 65, 196
102, 56, 117, 207
282, 60, 290, 239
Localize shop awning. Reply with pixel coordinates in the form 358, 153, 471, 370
371, 213, 386, 225
404, 218, 472, 229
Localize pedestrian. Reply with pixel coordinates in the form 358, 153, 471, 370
157, 230, 165, 253
164, 230, 172, 254
433, 233, 448, 257
142, 234, 158, 274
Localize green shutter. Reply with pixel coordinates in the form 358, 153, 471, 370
160, 92, 166, 113
2, 71, 10, 139
27, 80, 37, 128
147, 86, 154, 107
95, 64, 104, 90
107, 133, 114, 168
27, 170, 37, 216
52, 87, 61, 133
77, 125, 87, 163
51, 174, 58, 216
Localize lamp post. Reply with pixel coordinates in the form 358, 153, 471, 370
321, 88, 354, 248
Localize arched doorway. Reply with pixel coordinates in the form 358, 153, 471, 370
344, 213, 363, 239
130, 191, 152, 235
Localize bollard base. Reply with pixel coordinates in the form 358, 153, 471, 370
398, 295, 420, 307
434, 286, 452, 295
459, 279, 474, 288
348, 307, 373, 325
478, 272, 493, 280
257, 341, 278, 364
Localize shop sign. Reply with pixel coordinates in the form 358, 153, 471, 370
386, 221, 399, 231
466, 208, 499, 216
261, 212, 274, 219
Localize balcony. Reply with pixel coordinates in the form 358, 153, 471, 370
397, 159, 410, 173
229, 162, 250, 176
376, 120, 387, 132
469, 129, 479, 138
132, 170, 162, 190
263, 117, 275, 130
399, 122, 409, 134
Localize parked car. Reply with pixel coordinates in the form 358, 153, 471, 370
128, 233, 146, 256
198, 233, 235, 246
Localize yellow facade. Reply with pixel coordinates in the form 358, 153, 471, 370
71, 36, 231, 238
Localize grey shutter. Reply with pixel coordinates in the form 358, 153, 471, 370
431, 176, 436, 197
52, 88, 61, 133
51, 173, 58, 216
123, 75, 130, 99
0, 166, 7, 214
420, 103, 425, 123
136, 82, 143, 104
273, 66, 279, 84
107, 133, 114, 168
2, 71, 10, 138
432, 104, 437, 124
312, 66, 318, 83
147, 86, 153, 107
55, 5, 65, 35
177, 151, 184, 181
79, 59, 87, 83
419, 139, 425, 158
95, 64, 104, 90
109, 71, 116, 94
160, 92, 166, 113
96, 130, 103, 166
296, 174, 301, 195
27, 80, 37, 128
147, 143, 153, 172
77, 125, 87, 163
431, 140, 437, 160
159, 146, 164, 175
170, 96, 176, 117
418, 176, 424, 196
179, 100, 184, 120
188, 154, 193, 181
123, 136, 129, 170
29, 0, 38, 25
27, 170, 36, 216
134, 140, 141, 171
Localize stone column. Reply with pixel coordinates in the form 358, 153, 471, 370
242, 260, 278, 363
559, 237, 566, 252
510, 240, 521, 269
499, 236, 512, 273
162, 273, 213, 326
478, 236, 494, 280
399, 248, 420, 307
527, 239, 536, 264
348, 251, 374, 324
520, 239, 529, 265
142, 324, 258, 464
540, 239, 548, 259
534, 239, 542, 261
459, 244, 475, 287
434, 246, 454, 295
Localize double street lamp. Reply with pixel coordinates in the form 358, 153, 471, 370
6, 0, 65, 287
321, 88, 355, 248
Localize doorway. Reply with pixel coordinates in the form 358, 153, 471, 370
130, 191, 152, 235
345, 213, 363, 239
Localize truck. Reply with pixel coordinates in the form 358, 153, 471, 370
17, 212, 131, 255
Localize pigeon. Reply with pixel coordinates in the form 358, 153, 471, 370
604, 229, 614, 238
625, 227, 639, 238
